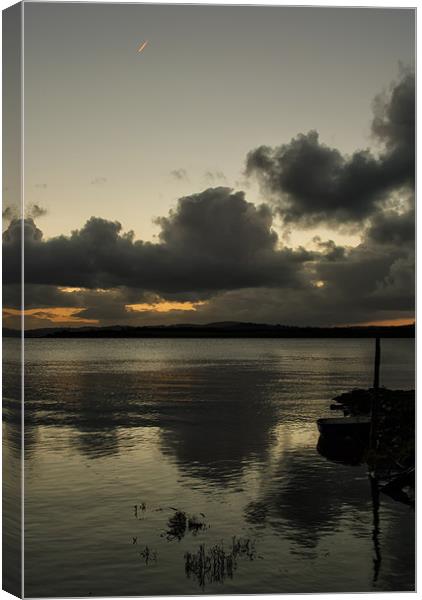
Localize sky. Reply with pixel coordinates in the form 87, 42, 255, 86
2, 3, 415, 328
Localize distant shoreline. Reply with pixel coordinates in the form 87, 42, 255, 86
3, 322, 415, 339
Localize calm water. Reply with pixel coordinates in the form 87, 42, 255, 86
3, 338, 415, 596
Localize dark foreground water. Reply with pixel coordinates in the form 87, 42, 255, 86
3, 338, 415, 596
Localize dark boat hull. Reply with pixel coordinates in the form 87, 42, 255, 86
317, 417, 371, 440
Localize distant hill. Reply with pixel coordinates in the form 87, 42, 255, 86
3, 322, 415, 339
3, 328, 21, 338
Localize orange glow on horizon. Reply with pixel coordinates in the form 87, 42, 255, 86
3, 307, 98, 325
349, 318, 415, 327
126, 300, 206, 313
58, 287, 108, 294
58, 287, 85, 293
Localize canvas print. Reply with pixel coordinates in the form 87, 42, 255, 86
3, 2, 415, 597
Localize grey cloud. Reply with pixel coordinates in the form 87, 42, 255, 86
177, 285, 405, 328
372, 70, 415, 154
4, 231, 413, 329
14, 216, 412, 328
3, 186, 414, 327
312, 237, 346, 261
2, 205, 17, 221
3, 188, 312, 296
156, 187, 277, 257
195, 227, 414, 326
3, 204, 48, 222
371, 253, 414, 308
246, 73, 414, 228
4, 283, 69, 310
170, 168, 188, 181
366, 207, 414, 246
313, 225, 414, 316
91, 176, 107, 185
27, 203, 48, 219
203, 170, 227, 184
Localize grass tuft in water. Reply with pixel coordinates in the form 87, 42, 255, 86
184, 537, 257, 588
166, 510, 188, 541
165, 510, 208, 540
139, 545, 158, 565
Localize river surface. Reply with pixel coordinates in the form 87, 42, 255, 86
3, 338, 415, 596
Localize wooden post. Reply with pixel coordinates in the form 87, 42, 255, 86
373, 337, 380, 390
370, 474, 382, 582
369, 340, 382, 583
370, 337, 381, 449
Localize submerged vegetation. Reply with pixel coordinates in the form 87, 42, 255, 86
139, 545, 158, 565
133, 503, 147, 519
165, 509, 208, 541
185, 537, 257, 588
166, 510, 187, 541
131, 503, 258, 585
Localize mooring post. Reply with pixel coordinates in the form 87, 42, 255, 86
373, 337, 380, 390
370, 337, 381, 449
368, 339, 382, 582
370, 473, 382, 582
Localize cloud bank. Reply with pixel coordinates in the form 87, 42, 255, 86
4, 188, 311, 297
246, 72, 414, 228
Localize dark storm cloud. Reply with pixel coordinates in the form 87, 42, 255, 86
189, 198, 414, 326
3, 185, 414, 326
312, 237, 346, 261
246, 73, 415, 227
15, 219, 412, 328
366, 207, 414, 246
156, 187, 278, 256
3, 187, 312, 296
372, 71, 415, 155
4, 283, 65, 310
195, 247, 414, 327
313, 228, 414, 315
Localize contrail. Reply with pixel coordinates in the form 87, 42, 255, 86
137, 40, 149, 54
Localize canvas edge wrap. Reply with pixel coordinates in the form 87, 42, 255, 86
2, 2, 23, 597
